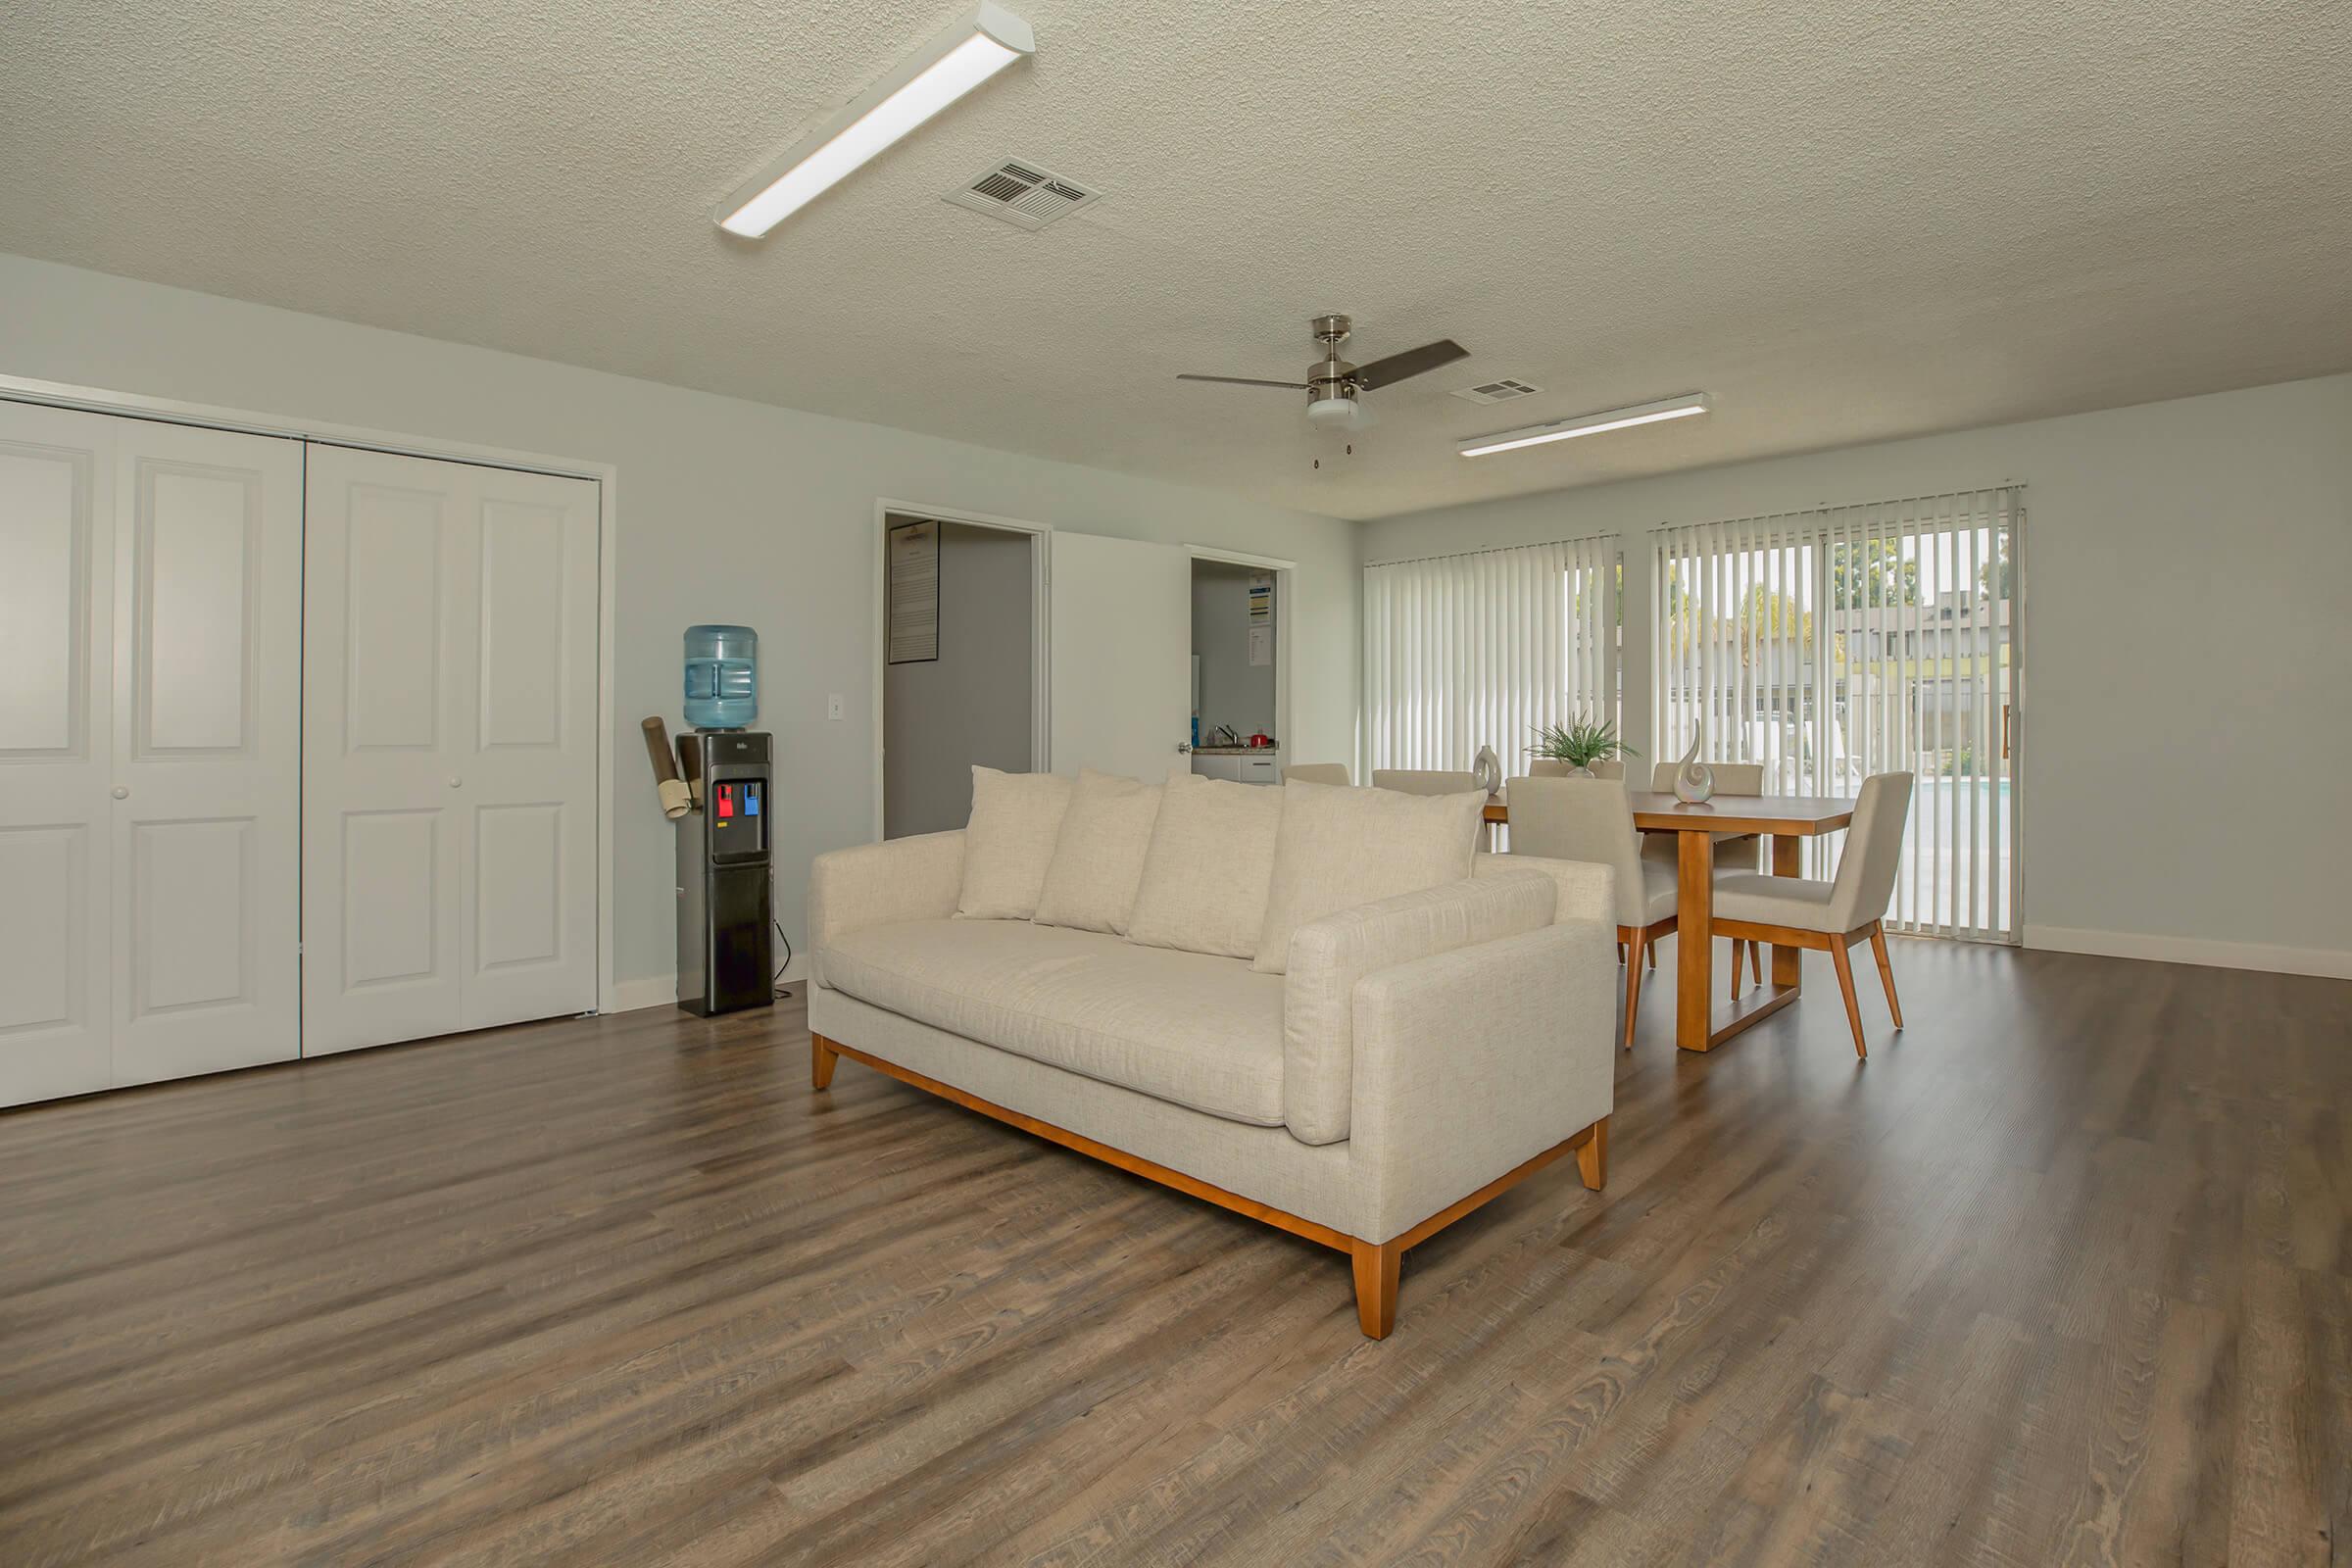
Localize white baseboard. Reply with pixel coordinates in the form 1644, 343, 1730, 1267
2023, 924, 2352, 981
607, 956, 808, 1014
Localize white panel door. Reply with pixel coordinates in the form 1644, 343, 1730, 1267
108, 420, 304, 1085
1049, 532, 1191, 782
303, 448, 465, 1052
0, 402, 115, 1106
304, 446, 598, 1054
460, 466, 600, 1032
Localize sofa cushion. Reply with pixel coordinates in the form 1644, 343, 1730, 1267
1033, 768, 1162, 935
1251, 779, 1486, 974
1124, 770, 1286, 961
957, 766, 1073, 921
821, 918, 1286, 1126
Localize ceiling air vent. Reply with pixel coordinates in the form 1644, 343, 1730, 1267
944, 158, 1102, 230
1451, 377, 1543, 405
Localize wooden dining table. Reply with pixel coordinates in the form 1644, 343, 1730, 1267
1484, 789, 1857, 1052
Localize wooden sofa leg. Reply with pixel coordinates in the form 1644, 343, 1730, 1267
1577, 1115, 1609, 1191
1351, 1238, 1402, 1339
811, 1035, 839, 1090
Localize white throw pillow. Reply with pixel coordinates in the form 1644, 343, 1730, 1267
1123, 770, 1286, 960
956, 766, 1073, 920
1250, 779, 1486, 973
1033, 768, 1163, 934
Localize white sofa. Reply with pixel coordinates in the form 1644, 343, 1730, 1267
806, 829, 1618, 1337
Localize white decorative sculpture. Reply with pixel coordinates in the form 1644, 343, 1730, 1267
1472, 744, 1502, 794
1672, 724, 1715, 805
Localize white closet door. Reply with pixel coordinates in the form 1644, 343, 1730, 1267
108, 420, 304, 1086
0, 403, 116, 1106
458, 464, 600, 1032
304, 446, 598, 1054
303, 448, 466, 1051
1050, 532, 1192, 782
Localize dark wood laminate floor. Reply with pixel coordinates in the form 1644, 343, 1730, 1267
3, 940, 2348, 1567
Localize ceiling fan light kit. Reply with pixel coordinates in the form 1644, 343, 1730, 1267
1457, 392, 1712, 458
1178, 314, 1467, 443
716, 2, 1035, 238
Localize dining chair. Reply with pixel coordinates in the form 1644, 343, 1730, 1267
1282, 762, 1351, 785
1503, 776, 1677, 1050
1527, 759, 1625, 779
1646, 760, 1766, 981
1706, 771, 1915, 1057
1370, 769, 1481, 796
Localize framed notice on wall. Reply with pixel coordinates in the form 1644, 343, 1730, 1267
887, 519, 940, 663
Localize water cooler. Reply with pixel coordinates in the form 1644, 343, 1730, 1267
676, 626, 774, 1016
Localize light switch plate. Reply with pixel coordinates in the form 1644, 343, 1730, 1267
826, 694, 845, 721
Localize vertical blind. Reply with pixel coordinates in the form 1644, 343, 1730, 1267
1363, 535, 1619, 775
1652, 487, 2022, 941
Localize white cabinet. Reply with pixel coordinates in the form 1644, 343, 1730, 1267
1191, 751, 1280, 785
0, 402, 304, 1106
302, 446, 600, 1054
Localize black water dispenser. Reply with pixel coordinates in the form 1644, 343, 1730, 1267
677, 730, 774, 1015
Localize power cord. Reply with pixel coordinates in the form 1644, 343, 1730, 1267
774, 920, 794, 998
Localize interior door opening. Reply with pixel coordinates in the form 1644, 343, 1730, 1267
880, 512, 1046, 838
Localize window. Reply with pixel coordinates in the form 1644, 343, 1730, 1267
1363, 535, 1620, 775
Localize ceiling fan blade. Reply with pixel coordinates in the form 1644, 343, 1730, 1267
1176, 373, 1310, 389
1353, 338, 1469, 390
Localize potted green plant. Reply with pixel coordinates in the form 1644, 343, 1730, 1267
1530, 714, 1636, 777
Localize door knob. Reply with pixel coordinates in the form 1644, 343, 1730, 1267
112, 785, 129, 800
448, 776, 463, 789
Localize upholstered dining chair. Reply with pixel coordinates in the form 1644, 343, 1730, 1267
1504, 776, 1677, 1050
1370, 769, 1481, 796
1282, 762, 1351, 785
1707, 771, 1915, 1057
1647, 760, 1766, 980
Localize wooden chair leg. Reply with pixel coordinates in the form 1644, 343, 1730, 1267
1750, 941, 1763, 985
1576, 1115, 1609, 1191
1730, 940, 1748, 1000
1830, 942, 1867, 1058
1645, 943, 1656, 969
1617, 941, 1626, 964
1623, 929, 1647, 1051
1869, 923, 1903, 1028
811, 1035, 839, 1090
1351, 1238, 1402, 1339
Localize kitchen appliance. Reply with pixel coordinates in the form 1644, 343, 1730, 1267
677, 729, 775, 1015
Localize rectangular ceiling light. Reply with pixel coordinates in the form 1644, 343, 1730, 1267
1458, 393, 1711, 458
716, 2, 1035, 238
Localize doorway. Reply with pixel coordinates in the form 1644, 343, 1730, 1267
1188, 556, 1285, 783
878, 509, 1047, 838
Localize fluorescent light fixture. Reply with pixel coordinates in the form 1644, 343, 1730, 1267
1458, 393, 1711, 458
717, 2, 1034, 238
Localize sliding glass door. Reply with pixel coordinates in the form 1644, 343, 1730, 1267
1653, 489, 2023, 942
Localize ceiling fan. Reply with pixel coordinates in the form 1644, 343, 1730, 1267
1178, 314, 1467, 433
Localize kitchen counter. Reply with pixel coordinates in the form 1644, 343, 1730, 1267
1189, 745, 1279, 756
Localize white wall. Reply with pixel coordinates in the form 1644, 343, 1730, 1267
884, 519, 1033, 838
0, 255, 1361, 1004
1363, 373, 2352, 978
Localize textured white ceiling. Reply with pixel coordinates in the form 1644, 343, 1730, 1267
5, 1, 2349, 519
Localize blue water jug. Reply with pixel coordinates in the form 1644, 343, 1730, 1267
683, 624, 758, 730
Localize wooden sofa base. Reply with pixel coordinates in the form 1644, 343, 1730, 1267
810, 1032, 1607, 1340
